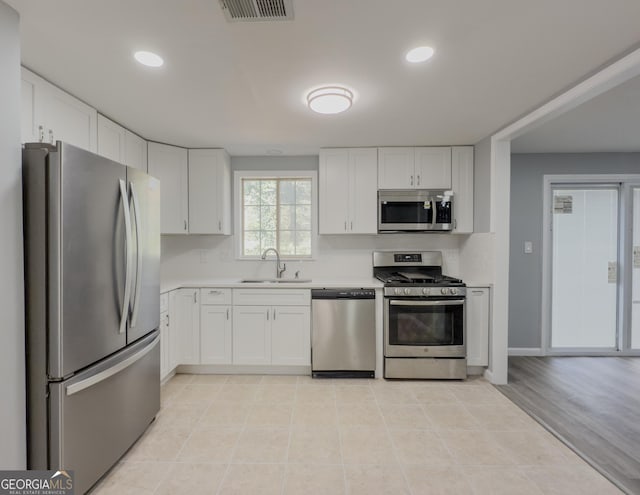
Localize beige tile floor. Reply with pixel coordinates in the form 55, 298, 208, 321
90, 374, 622, 495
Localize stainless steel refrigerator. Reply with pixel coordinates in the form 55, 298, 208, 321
23, 141, 161, 494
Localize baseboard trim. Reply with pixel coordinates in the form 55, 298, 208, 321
509, 347, 544, 356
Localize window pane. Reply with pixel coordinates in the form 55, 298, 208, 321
295, 231, 311, 255
260, 180, 277, 205
280, 180, 296, 205
244, 206, 261, 231
261, 230, 276, 252
296, 180, 311, 204
280, 205, 295, 230
244, 231, 261, 256
261, 205, 277, 231
243, 180, 261, 206
296, 205, 311, 230
279, 231, 295, 255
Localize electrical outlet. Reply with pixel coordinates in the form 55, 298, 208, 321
524, 241, 533, 254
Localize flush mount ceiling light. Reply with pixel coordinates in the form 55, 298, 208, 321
134, 50, 164, 67
306, 86, 354, 114
405, 46, 435, 63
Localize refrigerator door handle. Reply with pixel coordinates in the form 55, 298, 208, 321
119, 179, 133, 335
130, 183, 143, 327
66, 335, 159, 396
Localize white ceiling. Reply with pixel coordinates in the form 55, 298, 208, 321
7, 0, 640, 156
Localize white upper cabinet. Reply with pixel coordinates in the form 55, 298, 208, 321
124, 130, 148, 172
451, 146, 474, 233
377, 147, 415, 189
188, 149, 231, 235
378, 146, 452, 190
319, 148, 377, 234
414, 147, 452, 189
148, 142, 189, 234
97, 114, 125, 163
21, 67, 97, 152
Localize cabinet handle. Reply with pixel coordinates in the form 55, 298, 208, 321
194, 291, 197, 303
209, 290, 221, 295
48, 129, 54, 144
218, 220, 222, 231
166, 314, 170, 325
471, 290, 484, 295
417, 175, 421, 186
350, 221, 353, 231
273, 308, 276, 320
226, 308, 229, 320
184, 220, 188, 231
454, 219, 457, 230
344, 221, 347, 232
38, 125, 44, 142
267, 309, 269, 320
410, 175, 414, 186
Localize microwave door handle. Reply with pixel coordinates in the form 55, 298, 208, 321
390, 300, 464, 307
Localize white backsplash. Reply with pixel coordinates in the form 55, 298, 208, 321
161, 233, 464, 286
459, 232, 495, 283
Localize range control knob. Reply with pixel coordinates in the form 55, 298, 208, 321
404, 288, 411, 295
394, 288, 402, 295
441, 288, 448, 295
422, 288, 430, 295
450, 288, 458, 295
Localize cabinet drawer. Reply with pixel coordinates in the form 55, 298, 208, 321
160, 293, 169, 313
200, 288, 232, 305
232, 288, 310, 306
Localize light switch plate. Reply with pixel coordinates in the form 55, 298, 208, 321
524, 241, 533, 254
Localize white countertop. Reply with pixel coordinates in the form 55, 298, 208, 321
161, 278, 384, 293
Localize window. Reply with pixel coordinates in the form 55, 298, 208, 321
236, 171, 316, 258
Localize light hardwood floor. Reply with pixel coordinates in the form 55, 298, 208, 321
89, 373, 621, 494
498, 356, 640, 495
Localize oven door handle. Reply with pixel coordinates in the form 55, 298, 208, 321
389, 299, 464, 307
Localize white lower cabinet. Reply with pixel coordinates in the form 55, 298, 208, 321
232, 289, 311, 367
466, 286, 490, 366
170, 288, 200, 366
160, 293, 170, 380
200, 288, 233, 364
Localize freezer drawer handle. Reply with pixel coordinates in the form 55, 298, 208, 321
66, 336, 159, 396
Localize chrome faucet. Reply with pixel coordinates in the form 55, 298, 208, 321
261, 248, 286, 279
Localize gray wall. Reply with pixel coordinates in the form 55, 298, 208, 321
0, 1, 25, 468
509, 153, 640, 349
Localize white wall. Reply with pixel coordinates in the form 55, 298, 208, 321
161, 233, 463, 288
0, 0, 25, 469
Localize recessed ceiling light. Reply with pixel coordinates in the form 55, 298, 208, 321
134, 51, 164, 67
405, 46, 435, 63
306, 86, 354, 114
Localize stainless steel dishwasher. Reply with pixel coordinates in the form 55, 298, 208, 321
311, 289, 376, 378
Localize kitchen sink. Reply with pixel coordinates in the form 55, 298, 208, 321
239, 278, 312, 284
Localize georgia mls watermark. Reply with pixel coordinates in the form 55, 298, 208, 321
0, 470, 74, 495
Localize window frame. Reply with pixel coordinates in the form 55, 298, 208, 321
234, 170, 318, 260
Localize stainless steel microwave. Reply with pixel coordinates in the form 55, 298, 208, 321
378, 190, 453, 232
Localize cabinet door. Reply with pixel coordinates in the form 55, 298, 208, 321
41, 80, 98, 152
349, 148, 378, 234
97, 114, 125, 163
148, 142, 189, 234
377, 147, 414, 189
188, 149, 231, 234
414, 147, 452, 189
125, 130, 148, 171
466, 287, 490, 366
233, 306, 271, 365
451, 146, 474, 233
271, 306, 311, 366
171, 288, 200, 365
201, 305, 232, 364
319, 149, 350, 234
160, 311, 170, 379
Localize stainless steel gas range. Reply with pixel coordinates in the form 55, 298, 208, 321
373, 251, 467, 379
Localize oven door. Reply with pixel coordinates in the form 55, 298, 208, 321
384, 298, 465, 357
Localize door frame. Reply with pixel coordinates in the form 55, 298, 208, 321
541, 174, 640, 356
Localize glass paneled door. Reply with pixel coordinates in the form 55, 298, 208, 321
632, 187, 640, 349
550, 186, 619, 350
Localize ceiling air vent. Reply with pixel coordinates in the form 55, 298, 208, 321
219, 0, 294, 22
